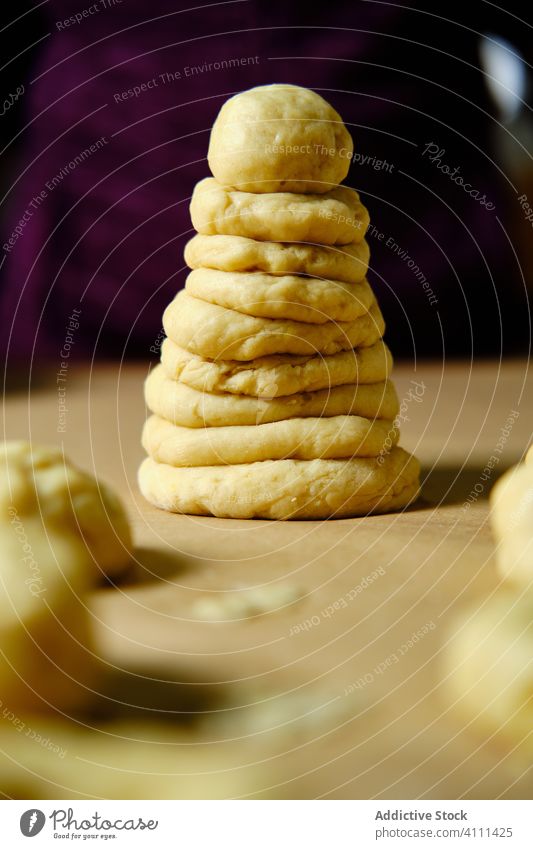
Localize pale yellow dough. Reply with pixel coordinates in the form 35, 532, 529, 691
142, 413, 398, 466
190, 178, 369, 246
490, 460, 533, 588
161, 337, 392, 396
207, 84, 353, 193
185, 268, 375, 324
0, 441, 131, 577
184, 234, 370, 284
138, 447, 420, 519
145, 365, 399, 427
446, 591, 533, 752
163, 292, 384, 360
0, 716, 275, 799
0, 519, 97, 712
0, 441, 133, 711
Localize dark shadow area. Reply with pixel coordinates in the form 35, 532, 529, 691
81, 666, 228, 727
101, 546, 191, 588
420, 463, 515, 507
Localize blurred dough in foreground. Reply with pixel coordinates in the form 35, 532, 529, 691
445, 591, 533, 753
0, 716, 275, 799
490, 451, 533, 588
0, 441, 132, 711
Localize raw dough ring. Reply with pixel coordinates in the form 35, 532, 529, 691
142, 413, 399, 466
163, 292, 384, 361
184, 234, 370, 284
138, 447, 420, 520
190, 178, 369, 246
184, 268, 375, 324
145, 365, 399, 427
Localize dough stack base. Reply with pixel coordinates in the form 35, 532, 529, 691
139, 85, 420, 519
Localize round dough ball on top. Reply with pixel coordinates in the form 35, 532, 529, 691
160, 337, 393, 398
208, 84, 353, 193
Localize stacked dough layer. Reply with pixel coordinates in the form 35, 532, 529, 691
139, 85, 420, 519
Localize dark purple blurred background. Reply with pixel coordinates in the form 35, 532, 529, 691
1, 0, 531, 365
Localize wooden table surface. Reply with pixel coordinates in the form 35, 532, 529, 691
3, 359, 532, 799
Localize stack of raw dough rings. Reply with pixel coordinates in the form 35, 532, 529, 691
139, 84, 420, 519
